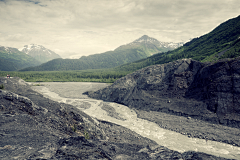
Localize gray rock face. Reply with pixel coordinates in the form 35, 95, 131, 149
87, 58, 240, 128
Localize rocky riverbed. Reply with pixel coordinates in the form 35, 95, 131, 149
87, 58, 240, 129
0, 77, 239, 159
31, 81, 240, 159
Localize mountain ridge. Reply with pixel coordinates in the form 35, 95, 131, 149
113, 15, 240, 72
19, 44, 61, 63
0, 46, 41, 71
20, 35, 182, 71
116, 35, 183, 55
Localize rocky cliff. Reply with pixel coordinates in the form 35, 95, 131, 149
87, 57, 240, 128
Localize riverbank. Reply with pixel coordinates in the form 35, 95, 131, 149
0, 77, 238, 159
30, 81, 240, 159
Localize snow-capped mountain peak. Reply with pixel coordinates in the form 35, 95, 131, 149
116, 35, 184, 53
19, 44, 51, 54
133, 35, 159, 44
19, 44, 61, 63
0, 46, 17, 54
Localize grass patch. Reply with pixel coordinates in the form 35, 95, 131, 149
72, 124, 77, 132
84, 130, 90, 139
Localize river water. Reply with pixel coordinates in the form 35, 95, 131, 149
30, 82, 240, 159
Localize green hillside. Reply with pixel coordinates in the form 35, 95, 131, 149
3, 15, 240, 84
0, 47, 41, 71
114, 15, 240, 72
20, 35, 182, 71
115, 35, 179, 55
21, 48, 149, 71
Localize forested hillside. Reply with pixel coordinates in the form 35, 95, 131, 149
20, 35, 182, 71
0, 46, 41, 71
2, 16, 240, 83
114, 15, 240, 72
20, 48, 149, 71
24, 15, 240, 72
115, 35, 183, 55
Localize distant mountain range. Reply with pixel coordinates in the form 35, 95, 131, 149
19, 44, 61, 63
3, 14, 240, 72
114, 15, 240, 72
0, 46, 41, 71
20, 35, 184, 71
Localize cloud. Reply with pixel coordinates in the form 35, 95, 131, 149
0, 0, 240, 57
5, 34, 32, 42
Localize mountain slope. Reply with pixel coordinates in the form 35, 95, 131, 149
20, 35, 183, 71
114, 15, 240, 72
21, 48, 147, 71
0, 46, 41, 71
19, 44, 61, 63
116, 35, 183, 55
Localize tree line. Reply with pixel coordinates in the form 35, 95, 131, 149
0, 69, 131, 83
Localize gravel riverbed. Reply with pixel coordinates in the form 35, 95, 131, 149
30, 82, 240, 159
1, 78, 239, 159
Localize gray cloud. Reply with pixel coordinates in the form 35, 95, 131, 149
0, 0, 240, 58
5, 34, 32, 41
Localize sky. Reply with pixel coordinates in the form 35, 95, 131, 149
0, 0, 240, 59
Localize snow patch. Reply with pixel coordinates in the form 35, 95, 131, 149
18, 47, 25, 52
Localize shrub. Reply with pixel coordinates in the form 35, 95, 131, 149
0, 84, 4, 89
84, 130, 89, 139
72, 124, 77, 132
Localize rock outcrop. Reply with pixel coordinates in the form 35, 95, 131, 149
0, 77, 108, 159
87, 57, 240, 128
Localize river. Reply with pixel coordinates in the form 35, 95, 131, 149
30, 82, 240, 159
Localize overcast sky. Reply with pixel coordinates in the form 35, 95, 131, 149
0, 0, 240, 58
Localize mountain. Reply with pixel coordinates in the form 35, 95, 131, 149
20, 48, 148, 71
114, 15, 240, 72
19, 44, 61, 63
116, 35, 183, 55
116, 35, 184, 55
0, 46, 41, 71
20, 36, 182, 71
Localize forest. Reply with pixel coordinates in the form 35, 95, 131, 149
0, 69, 130, 83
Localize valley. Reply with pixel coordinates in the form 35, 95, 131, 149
30, 81, 240, 159
1, 77, 231, 159
1, 13, 240, 160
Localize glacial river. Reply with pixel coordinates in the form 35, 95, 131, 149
30, 82, 240, 159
